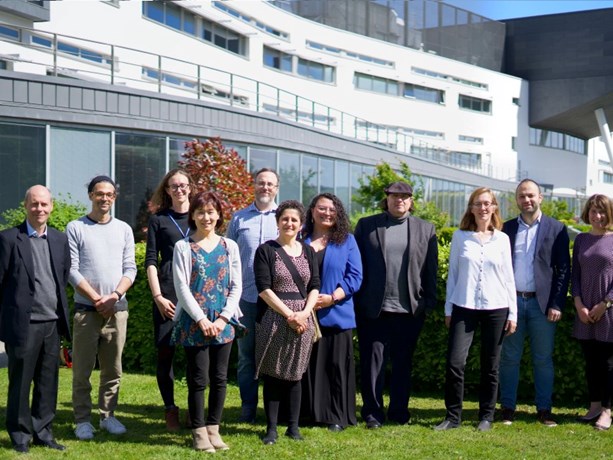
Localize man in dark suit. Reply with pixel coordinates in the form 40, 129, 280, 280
499, 179, 570, 427
354, 181, 438, 429
0, 185, 71, 453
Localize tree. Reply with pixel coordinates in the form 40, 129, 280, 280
354, 161, 448, 230
179, 137, 254, 232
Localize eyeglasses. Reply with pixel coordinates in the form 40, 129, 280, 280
471, 201, 495, 209
167, 183, 189, 192
93, 192, 116, 199
316, 206, 337, 214
389, 193, 412, 200
256, 181, 278, 189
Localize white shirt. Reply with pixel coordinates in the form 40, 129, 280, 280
513, 213, 541, 292
445, 229, 517, 322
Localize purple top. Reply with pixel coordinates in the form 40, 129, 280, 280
572, 233, 613, 342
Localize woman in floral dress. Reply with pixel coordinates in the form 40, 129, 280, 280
254, 200, 320, 445
172, 191, 241, 452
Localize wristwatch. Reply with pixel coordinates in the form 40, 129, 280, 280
606, 300, 613, 309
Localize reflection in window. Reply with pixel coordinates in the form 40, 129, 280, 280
249, 148, 277, 173
335, 161, 350, 207
458, 94, 491, 113
302, 155, 319, 205
529, 128, 586, 154
320, 158, 334, 195
115, 133, 167, 239
0, 123, 45, 215
278, 151, 300, 202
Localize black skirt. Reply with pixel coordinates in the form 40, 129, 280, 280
301, 326, 357, 427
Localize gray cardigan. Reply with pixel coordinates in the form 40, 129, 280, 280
172, 237, 242, 323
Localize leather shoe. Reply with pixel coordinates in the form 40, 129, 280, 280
285, 427, 304, 440
434, 420, 459, 431
13, 444, 29, 454
328, 424, 344, 432
477, 420, 492, 432
576, 412, 601, 423
262, 429, 278, 445
33, 439, 66, 450
366, 420, 382, 429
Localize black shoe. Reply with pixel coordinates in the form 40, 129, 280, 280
500, 407, 515, 425
262, 429, 278, 445
328, 424, 344, 432
366, 420, 382, 429
537, 410, 557, 427
13, 444, 29, 454
477, 420, 492, 432
285, 427, 303, 440
576, 412, 601, 423
33, 439, 66, 451
434, 420, 460, 431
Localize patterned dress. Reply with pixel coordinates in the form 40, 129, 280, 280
172, 240, 235, 346
255, 250, 315, 381
572, 233, 613, 342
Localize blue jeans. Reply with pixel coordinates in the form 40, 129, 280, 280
499, 296, 557, 411
236, 300, 259, 412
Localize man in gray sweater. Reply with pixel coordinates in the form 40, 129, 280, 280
66, 176, 136, 441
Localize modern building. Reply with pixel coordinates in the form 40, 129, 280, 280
0, 0, 611, 231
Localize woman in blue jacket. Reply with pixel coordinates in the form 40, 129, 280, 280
301, 193, 363, 431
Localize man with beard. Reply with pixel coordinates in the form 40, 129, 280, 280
226, 168, 279, 423
499, 179, 570, 426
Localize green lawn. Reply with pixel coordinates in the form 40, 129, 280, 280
0, 368, 612, 459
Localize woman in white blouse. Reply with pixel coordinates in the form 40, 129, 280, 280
434, 187, 517, 432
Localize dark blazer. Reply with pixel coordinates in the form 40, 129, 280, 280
0, 222, 71, 347
354, 212, 438, 319
503, 214, 570, 313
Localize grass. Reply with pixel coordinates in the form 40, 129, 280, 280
0, 368, 612, 459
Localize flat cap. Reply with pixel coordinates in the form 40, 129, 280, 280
384, 181, 413, 196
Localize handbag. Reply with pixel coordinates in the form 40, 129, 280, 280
273, 243, 322, 343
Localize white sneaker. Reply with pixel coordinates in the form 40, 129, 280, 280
75, 422, 96, 440
100, 416, 127, 435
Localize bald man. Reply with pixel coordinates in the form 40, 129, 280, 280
0, 185, 71, 453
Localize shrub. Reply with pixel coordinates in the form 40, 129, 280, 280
0, 194, 87, 231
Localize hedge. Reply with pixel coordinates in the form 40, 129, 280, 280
123, 239, 587, 405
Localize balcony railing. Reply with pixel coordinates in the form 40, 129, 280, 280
0, 22, 520, 181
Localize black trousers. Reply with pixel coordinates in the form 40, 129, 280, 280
357, 311, 425, 424
6, 321, 60, 446
444, 306, 508, 424
580, 339, 613, 408
263, 375, 301, 430
185, 342, 232, 428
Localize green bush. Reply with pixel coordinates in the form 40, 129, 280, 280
0, 194, 87, 231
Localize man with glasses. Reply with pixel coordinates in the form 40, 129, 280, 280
226, 168, 279, 423
499, 179, 570, 426
354, 182, 438, 429
66, 176, 137, 440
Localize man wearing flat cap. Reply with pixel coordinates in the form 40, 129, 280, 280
354, 181, 438, 429
66, 176, 136, 440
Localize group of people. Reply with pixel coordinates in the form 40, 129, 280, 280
1, 169, 612, 454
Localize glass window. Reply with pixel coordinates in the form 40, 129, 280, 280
143, 1, 164, 23
165, 3, 182, 30
320, 158, 334, 194
249, 147, 276, 173
350, 163, 364, 214
404, 84, 444, 104
170, 137, 191, 165
278, 151, 300, 202
0, 123, 45, 215
335, 160, 350, 207
115, 133, 167, 237
49, 127, 111, 210
302, 155, 319, 205
604, 172, 613, 184
0, 25, 19, 40
458, 94, 491, 113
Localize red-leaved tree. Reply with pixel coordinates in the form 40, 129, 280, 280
179, 137, 254, 232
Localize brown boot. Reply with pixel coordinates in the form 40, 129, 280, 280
192, 427, 215, 452
206, 425, 229, 451
165, 407, 180, 432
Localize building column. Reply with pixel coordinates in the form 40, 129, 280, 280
595, 108, 613, 166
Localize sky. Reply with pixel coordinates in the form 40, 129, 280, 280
442, 0, 613, 20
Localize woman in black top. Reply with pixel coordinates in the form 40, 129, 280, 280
145, 168, 194, 431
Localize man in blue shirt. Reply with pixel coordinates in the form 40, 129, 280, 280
226, 168, 279, 423
499, 179, 570, 426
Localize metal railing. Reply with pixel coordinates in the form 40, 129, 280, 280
0, 22, 520, 181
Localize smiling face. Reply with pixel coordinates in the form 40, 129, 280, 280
470, 192, 496, 227
588, 205, 609, 231
192, 203, 220, 235
165, 172, 191, 207
254, 171, 279, 209
89, 181, 116, 217
277, 208, 302, 240
312, 197, 337, 232
386, 193, 412, 218
25, 185, 53, 230
515, 181, 542, 219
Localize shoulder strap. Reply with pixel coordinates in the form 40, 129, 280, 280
273, 243, 307, 299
